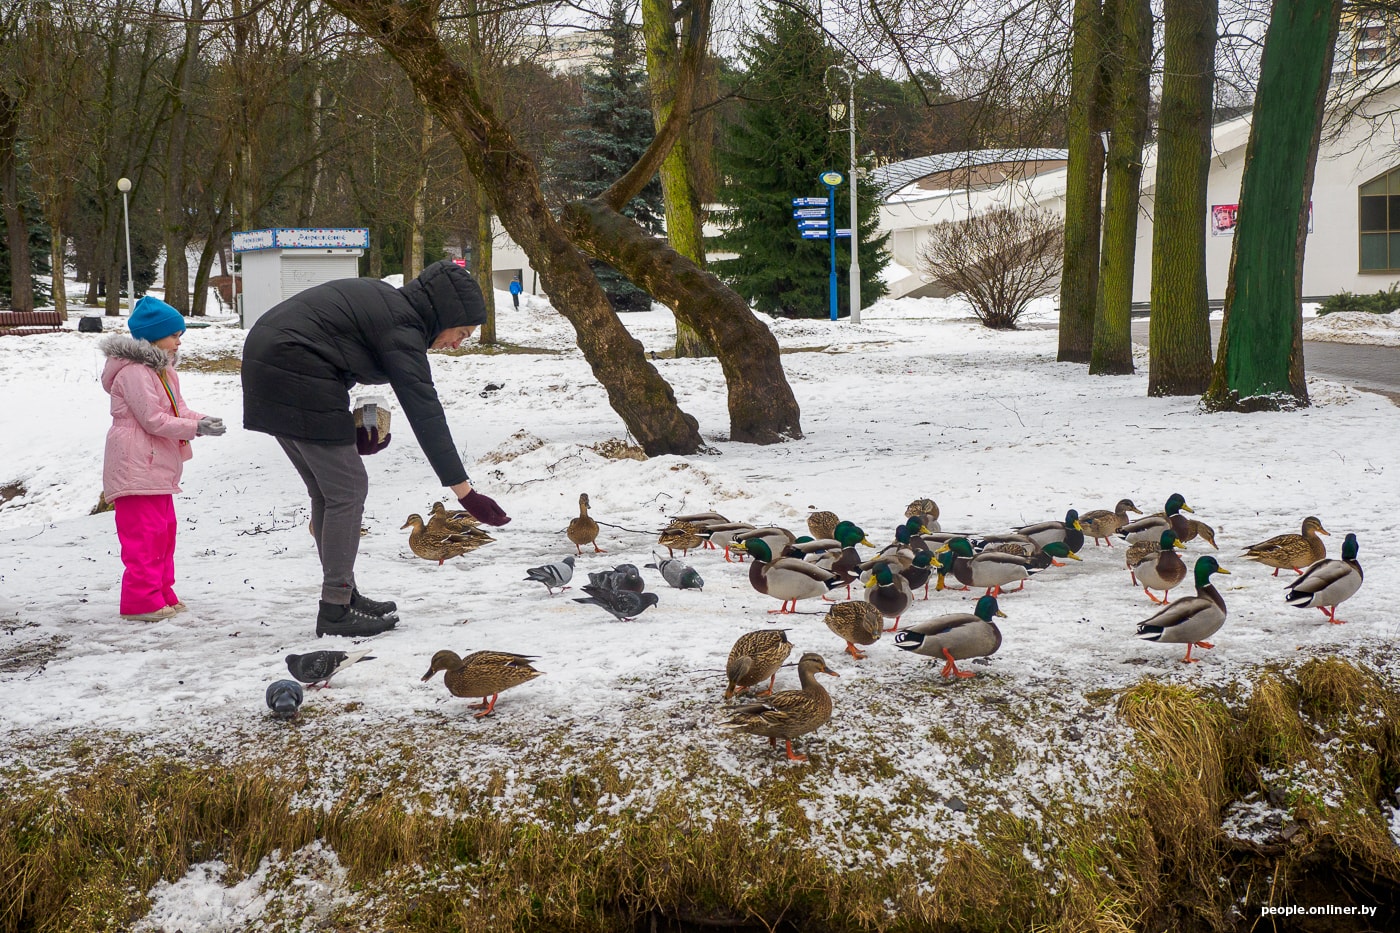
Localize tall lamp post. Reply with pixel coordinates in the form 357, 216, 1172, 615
824, 65, 860, 323
116, 177, 136, 311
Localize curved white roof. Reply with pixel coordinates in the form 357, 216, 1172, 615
870, 148, 1069, 200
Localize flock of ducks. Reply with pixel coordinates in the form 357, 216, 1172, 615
379, 492, 1367, 762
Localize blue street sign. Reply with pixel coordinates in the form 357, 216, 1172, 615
797, 219, 829, 230
792, 197, 829, 207
793, 208, 827, 219
801, 230, 829, 239
835, 228, 852, 237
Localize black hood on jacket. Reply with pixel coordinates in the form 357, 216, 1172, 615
402, 260, 488, 334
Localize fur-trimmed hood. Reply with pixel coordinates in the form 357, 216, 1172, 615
101, 334, 171, 370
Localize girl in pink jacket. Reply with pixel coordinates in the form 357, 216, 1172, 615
100, 297, 225, 621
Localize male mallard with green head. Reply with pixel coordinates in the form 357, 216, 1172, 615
1015, 509, 1085, 553
421, 649, 543, 717
864, 561, 914, 631
1285, 533, 1362, 624
723, 652, 839, 762
1116, 493, 1194, 545
894, 595, 1005, 678
736, 538, 843, 613
1135, 556, 1229, 664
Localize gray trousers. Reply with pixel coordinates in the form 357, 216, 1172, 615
277, 438, 368, 605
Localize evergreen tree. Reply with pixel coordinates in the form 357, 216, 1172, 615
715, 2, 886, 318
0, 147, 51, 309
556, 0, 664, 312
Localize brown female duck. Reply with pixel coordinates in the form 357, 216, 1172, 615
421, 649, 543, 717
1243, 516, 1328, 575
724, 629, 794, 699
1078, 498, 1141, 546
823, 600, 882, 659
402, 514, 494, 564
567, 493, 603, 554
724, 652, 839, 762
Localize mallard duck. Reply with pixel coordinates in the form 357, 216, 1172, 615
864, 561, 914, 631
1285, 532, 1362, 624
736, 538, 842, 613
733, 526, 798, 558
657, 520, 704, 557
823, 600, 882, 659
671, 511, 729, 525
725, 629, 793, 698
723, 652, 839, 762
1127, 530, 1187, 604
1116, 493, 1193, 545
894, 594, 1005, 678
933, 537, 1041, 597
402, 514, 494, 564
427, 500, 480, 537
980, 538, 1079, 569
1180, 518, 1217, 549
421, 649, 543, 717
1015, 509, 1085, 553
900, 550, 938, 599
1135, 556, 1229, 664
905, 497, 941, 532
567, 493, 603, 554
823, 521, 872, 598
1243, 516, 1329, 576
700, 522, 757, 561
1078, 498, 1141, 546
807, 510, 840, 541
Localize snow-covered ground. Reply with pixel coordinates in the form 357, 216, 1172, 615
1303, 309, 1400, 347
1, 289, 1397, 923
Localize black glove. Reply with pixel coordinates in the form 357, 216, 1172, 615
459, 489, 511, 526
355, 425, 391, 456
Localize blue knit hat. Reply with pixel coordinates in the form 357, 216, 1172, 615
128, 296, 186, 343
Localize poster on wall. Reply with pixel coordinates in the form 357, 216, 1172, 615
1210, 203, 1313, 237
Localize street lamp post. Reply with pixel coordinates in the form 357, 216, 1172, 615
116, 177, 136, 311
825, 65, 860, 323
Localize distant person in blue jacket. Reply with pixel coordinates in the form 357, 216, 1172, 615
509, 277, 523, 309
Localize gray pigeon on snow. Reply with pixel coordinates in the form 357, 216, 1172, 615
525, 556, 575, 594
586, 563, 645, 593
646, 551, 704, 590
265, 679, 304, 719
573, 585, 660, 621
285, 649, 376, 688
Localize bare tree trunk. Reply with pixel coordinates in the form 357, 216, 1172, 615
298, 82, 323, 224
1057, 0, 1106, 363
0, 88, 34, 312
162, 0, 203, 313
233, 0, 254, 226
1090, 0, 1151, 375
49, 223, 66, 319
1148, 0, 1217, 396
641, 0, 713, 359
475, 191, 496, 345
405, 100, 430, 279
1205, 0, 1341, 409
327, 0, 732, 454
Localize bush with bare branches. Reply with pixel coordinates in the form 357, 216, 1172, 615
917, 207, 1064, 329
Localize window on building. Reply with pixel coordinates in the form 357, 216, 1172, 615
1359, 168, 1400, 272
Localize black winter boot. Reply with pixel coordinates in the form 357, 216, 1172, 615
351, 588, 399, 618
316, 601, 397, 638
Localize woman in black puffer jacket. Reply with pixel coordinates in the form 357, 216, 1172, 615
243, 260, 510, 637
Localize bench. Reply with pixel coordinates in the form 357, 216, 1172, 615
0, 311, 65, 336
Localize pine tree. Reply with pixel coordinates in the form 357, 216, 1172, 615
556, 0, 664, 312
715, 2, 886, 318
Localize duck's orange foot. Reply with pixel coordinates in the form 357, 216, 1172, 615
845, 643, 868, 660
783, 740, 808, 762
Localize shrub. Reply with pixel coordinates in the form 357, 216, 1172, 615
1317, 284, 1400, 315
917, 207, 1064, 329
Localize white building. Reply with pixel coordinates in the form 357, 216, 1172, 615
877, 79, 1400, 305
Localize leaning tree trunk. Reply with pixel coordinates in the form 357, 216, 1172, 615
642, 0, 714, 360
1205, 0, 1341, 410
1057, 0, 1106, 364
563, 200, 802, 443
1090, 0, 1152, 375
475, 193, 496, 345
326, 0, 706, 456
162, 0, 202, 313
1148, 0, 1217, 396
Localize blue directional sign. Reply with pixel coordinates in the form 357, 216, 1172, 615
797, 219, 829, 230
792, 197, 829, 207
793, 208, 827, 219
834, 228, 852, 237
800, 230, 829, 239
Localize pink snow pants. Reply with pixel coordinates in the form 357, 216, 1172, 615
113, 494, 179, 615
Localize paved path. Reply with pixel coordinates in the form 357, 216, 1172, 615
1129, 320, 1400, 405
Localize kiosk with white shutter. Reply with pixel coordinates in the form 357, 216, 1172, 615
233, 228, 368, 328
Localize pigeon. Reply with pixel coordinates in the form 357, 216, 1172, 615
525, 556, 575, 594
586, 563, 645, 593
646, 552, 704, 590
573, 585, 660, 621
285, 649, 376, 688
265, 679, 304, 719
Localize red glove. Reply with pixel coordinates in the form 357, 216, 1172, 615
459, 489, 511, 526
356, 426, 391, 456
